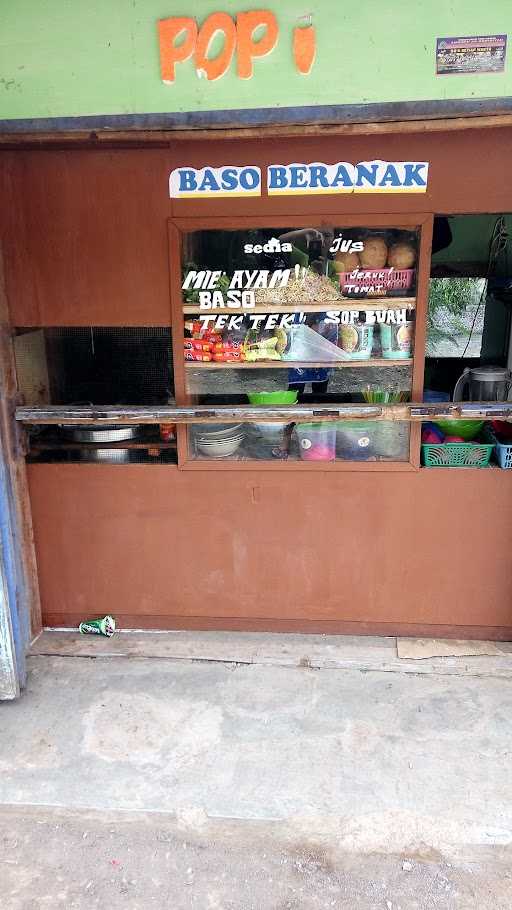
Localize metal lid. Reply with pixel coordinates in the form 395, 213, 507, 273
469, 366, 510, 381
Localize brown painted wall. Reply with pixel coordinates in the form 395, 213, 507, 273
1, 150, 172, 326
6, 128, 512, 635
3, 127, 512, 327
28, 464, 512, 636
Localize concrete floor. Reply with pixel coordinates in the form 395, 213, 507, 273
1, 634, 512, 907
2, 805, 511, 910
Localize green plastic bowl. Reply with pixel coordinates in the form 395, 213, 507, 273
247, 391, 298, 405
434, 419, 484, 440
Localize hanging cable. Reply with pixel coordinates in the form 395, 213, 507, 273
461, 215, 508, 358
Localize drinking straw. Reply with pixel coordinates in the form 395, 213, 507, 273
362, 386, 409, 404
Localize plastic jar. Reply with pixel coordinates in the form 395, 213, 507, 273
380, 322, 413, 360
295, 423, 337, 461
338, 322, 374, 360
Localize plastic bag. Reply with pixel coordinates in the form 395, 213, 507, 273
282, 324, 349, 362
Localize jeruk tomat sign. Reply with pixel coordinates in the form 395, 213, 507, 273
169, 161, 430, 198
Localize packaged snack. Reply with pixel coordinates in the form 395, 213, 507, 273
159, 423, 176, 442
183, 340, 213, 351
212, 351, 245, 362
184, 351, 213, 362
212, 341, 243, 353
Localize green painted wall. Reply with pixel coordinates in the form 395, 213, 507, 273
0, 0, 510, 121
432, 216, 512, 264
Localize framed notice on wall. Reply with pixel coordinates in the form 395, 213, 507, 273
436, 35, 507, 75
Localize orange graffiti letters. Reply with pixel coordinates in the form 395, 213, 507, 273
235, 10, 279, 79
158, 10, 316, 81
158, 17, 198, 83
195, 12, 237, 81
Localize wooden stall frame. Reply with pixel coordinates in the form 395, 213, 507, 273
1, 125, 510, 640
19, 402, 512, 425
2, 111, 512, 150
19, 400, 511, 472
0, 249, 42, 644
168, 213, 433, 471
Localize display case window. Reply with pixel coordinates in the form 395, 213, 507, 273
426, 278, 487, 358
188, 420, 410, 463
175, 220, 427, 466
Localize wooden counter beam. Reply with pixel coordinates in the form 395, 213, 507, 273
15, 402, 512, 426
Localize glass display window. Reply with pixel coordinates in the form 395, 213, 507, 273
170, 215, 432, 468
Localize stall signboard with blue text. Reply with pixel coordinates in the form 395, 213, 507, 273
169, 161, 429, 199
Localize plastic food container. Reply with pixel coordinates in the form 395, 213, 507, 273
483, 426, 512, 469
338, 323, 373, 360
493, 439, 512, 469
247, 391, 298, 405
295, 423, 337, 461
422, 441, 493, 468
380, 322, 413, 360
423, 389, 450, 403
370, 422, 409, 459
434, 419, 483, 441
339, 268, 415, 297
336, 422, 375, 460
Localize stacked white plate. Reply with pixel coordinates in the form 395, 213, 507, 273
194, 424, 245, 458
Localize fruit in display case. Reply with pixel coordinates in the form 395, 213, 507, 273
359, 236, 388, 269
387, 241, 416, 269
333, 250, 361, 273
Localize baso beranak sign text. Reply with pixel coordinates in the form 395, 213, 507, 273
169, 160, 429, 198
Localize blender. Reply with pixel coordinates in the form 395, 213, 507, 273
453, 365, 512, 402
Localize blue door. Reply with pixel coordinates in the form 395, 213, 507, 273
0, 450, 26, 700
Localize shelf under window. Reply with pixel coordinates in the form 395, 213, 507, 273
183, 297, 416, 315
184, 358, 413, 370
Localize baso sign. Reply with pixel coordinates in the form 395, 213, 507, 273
169, 160, 430, 198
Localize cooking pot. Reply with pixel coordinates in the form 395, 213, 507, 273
63, 425, 139, 443
63, 424, 139, 463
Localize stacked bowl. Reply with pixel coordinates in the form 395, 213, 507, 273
194, 424, 245, 458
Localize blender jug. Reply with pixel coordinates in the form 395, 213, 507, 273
453, 366, 512, 401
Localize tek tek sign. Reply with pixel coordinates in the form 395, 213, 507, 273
158, 10, 316, 81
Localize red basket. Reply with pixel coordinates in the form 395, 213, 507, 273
339, 268, 415, 298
